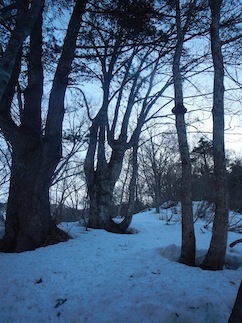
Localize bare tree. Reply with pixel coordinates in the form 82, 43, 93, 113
138, 130, 180, 212
201, 0, 228, 270
190, 137, 214, 202
80, 1, 173, 232
172, 0, 197, 266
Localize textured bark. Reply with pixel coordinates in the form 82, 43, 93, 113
172, 0, 196, 266
229, 281, 242, 323
201, 0, 228, 271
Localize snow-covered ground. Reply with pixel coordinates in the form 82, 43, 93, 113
0, 207, 242, 323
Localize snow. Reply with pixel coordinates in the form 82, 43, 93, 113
0, 208, 242, 323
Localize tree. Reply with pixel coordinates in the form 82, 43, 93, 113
201, 0, 228, 270
138, 130, 180, 212
190, 137, 214, 202
0, 0, 87, 252
227, 159, 242, 212
172, 0, 197, 266
80, 0, 173, 232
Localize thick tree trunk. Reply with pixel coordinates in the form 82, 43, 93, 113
88, 168, 116, 230
201, 0, 228, 271
1, 138, 70, 252
229, 280, 242, 322
88, 175, 132, 233
85, 135, 132, 233
87, 167, 132, 233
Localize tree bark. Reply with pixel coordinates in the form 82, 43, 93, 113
229, 280, 242, 323
201, 0, 228, 271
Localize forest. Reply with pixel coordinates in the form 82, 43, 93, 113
0, 0, 242, 321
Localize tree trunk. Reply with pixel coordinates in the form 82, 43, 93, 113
85, 134, 132, 233
201, 0, 228, 271
88, 171, 132, 233
229, 280, 242, 323
172, 0, 196, 266
174, 111, 195, 266
122, 143, 138, 229
1, 138, 70, 252
88, 167, 116, 230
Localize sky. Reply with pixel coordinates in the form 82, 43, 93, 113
0, 202, 242, 322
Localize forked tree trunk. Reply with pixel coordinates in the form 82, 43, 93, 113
87, 162, 133, 233
88, 168, 116, 230
87, 159, 134, 233
85, 130, 133, 233
201, 0, 228, 271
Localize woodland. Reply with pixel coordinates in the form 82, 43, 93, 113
0, 0, 242, 320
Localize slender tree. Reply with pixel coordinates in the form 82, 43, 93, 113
201, 0, 228, 270
172, 0, 197, 266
